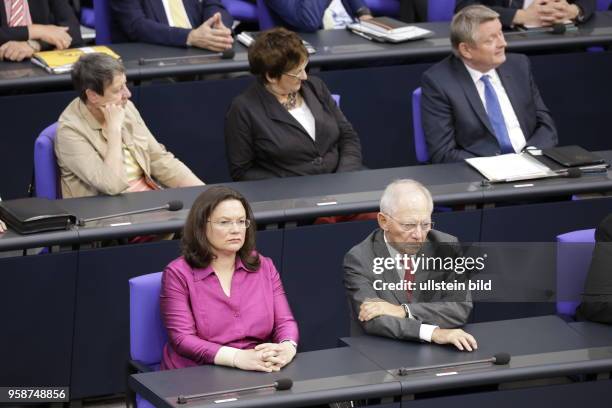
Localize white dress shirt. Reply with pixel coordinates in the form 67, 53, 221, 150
383, 233, 437, 342
323, 0, 354, 29
463, 62, 527, 153
288, 100, 316, 141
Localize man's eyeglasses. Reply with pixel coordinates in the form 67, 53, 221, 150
208, 219, 251, 230
383, 213, 434, 232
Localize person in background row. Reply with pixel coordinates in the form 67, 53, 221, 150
56, 53, 203, 198
0, 0, 83, 62
398, 0, 427, 23
225, 28, 363, 181
110, 0, 233, 51
576, 214, 612, 324
421, 5, 557, 163
344, 179, 476, 351
161, 186, 299, 371
263, 0, 372, 32
456, 0, 594, 28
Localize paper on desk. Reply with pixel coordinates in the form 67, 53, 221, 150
466, 153, 556, 183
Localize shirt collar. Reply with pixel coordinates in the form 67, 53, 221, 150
462, 61, 498, 85
192, 256, 254, 281
77, 99, 103, 131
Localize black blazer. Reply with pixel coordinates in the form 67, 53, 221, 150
576, 214, 612, 324
421, 53, 558, 163
0, 0, 82, 48
455, 0, 595, 27
224, 76, 363, 181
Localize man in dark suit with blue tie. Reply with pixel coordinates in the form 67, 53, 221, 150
456, 0, 595, 28
110, 0, 233, 51
420, 5, 558, 163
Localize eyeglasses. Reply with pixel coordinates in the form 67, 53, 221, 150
383, 213, 434, 233
283, 61, 308, 79
207, 219, 251, 230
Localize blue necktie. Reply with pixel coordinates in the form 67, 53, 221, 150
481, 75, 514, 154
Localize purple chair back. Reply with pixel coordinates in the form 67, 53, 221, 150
364, 0, 400, 16
129, 272, 167, 366
80, 7, 95, 28
331, 94, 340, 106
221, 0, 258, 22
411, 87, 429, 163
556, 229, 596, 316
34, 123, 60, 200
94, 0, 112, 45
428, 0, 455, 22
597, 0, 612, 10
256, 0, 281, 30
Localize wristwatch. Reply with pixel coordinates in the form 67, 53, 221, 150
281, 339, 298, 349
401, 303, 411, 318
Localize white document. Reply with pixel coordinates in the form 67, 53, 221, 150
466, 153, 556, 183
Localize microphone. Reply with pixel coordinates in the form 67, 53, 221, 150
139, 48, 235, 65
177, 378, 293, 404
77, 200, 183, 226
397, 353, 511, 376
553, 167, 582, 179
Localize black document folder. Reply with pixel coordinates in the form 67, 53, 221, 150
0, 197, 76, 234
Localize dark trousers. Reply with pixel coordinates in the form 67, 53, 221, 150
399, 0, 428, 23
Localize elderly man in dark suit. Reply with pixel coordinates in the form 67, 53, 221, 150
344, 179, 476, 351
0, 0, 82, 61
456, 0, 595, 28
576, 214, 612, 324
110, 0, 233, 51
421, 5, 558, 163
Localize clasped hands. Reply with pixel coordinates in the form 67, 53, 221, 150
234, 342, 296, 373
516, 0, 581, 27
187, 12, 233, 52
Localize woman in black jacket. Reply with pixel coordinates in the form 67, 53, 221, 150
224, 27, 363, 181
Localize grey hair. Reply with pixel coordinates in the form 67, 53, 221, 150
71, 53, 125, 102
450, 5, 500, 57
379, 179, 433, 215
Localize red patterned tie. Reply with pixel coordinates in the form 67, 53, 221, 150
9, 0, 26, 27
404, 257, 415, 303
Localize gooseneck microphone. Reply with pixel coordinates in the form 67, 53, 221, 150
397, 353, 511, 376
77, 200, 183, 226
139, 48, 235, 65
177, 378, 293, 404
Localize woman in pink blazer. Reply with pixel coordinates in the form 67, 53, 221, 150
160, 186, 299, 371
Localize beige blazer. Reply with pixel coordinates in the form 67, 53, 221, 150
56, 98, 199, 198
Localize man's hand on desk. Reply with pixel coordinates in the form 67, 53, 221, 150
28, 24, 72, 50
186, 12, 233, 52
431, 328, 477, 352
0, 41, 35, 62
359, 299, 406, 321
255, 342, 297, 369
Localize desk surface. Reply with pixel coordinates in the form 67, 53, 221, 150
342, 316, 612, 394
1, 12, 612, 92
1, 151, 611, 251
130, 347, 399, 408
569, 321, 612, 347
131, 317, 612, 408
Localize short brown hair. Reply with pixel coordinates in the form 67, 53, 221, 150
182, 186, 260, 270
248, 27, 308, 83
72, 53, 125, 102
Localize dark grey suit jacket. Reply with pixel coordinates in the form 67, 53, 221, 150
343, 229, 473, 341
421, 53, 558, 163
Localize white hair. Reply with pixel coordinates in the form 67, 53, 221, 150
379, 179, 434, 215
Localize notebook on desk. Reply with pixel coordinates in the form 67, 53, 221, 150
0, 198, 76, 234
542, 145, 607, 168
347, 17, 433, 43
465, 153, 557, 183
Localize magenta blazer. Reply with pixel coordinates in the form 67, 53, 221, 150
160, 254, 299, 370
